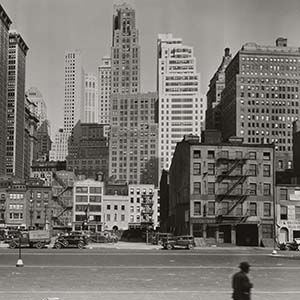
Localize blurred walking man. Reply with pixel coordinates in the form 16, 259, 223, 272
232, 261, 253, 300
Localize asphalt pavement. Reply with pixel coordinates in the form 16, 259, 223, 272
0, 244, 300, 300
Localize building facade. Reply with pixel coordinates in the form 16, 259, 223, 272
98, 56, 111, 124
109, 92, 158, 184
72, 178, 103, 232
157, 33, 205, 178
36, 120, 52, 161
293, 120, 300, 178
6, 31, 29, 178
66, 121, 109, 179
49, 128, 69, 161
221, 38, 300, 171
26, 87, 47, 125
111, 3, 140, 94
276, 184, 300, 243
83, 73, 98, 123
166, 134, 275, 246
0, 5, 12, 176
206, 48, 232, 131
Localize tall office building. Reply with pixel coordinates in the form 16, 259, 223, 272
50, 50, 84, 161
221, 38, 300, 170
111, 3, 140, 94
26, 87, 47, 126
63, 50, 84, 133
109, 92, 158, 185
6, 30, 29, 178
83, 73, 98, 123
206, 48, 232, 130
157, 33, 205, 177
98, 56, 111, 124
0, 5, 12, 176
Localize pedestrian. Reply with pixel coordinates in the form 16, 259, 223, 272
232, 261, 253, 300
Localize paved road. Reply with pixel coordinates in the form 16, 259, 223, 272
0, 247, 299, 300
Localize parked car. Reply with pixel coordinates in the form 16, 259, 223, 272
151, 233, 174, 245
54, 234, 87, 249
9, 230, 51, 249
88, 231, 119, 243
162, 235, 195, 250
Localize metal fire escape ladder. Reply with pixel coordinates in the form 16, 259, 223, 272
223, 189, 250, 217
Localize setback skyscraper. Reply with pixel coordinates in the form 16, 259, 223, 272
83, 73, 98, 123
111, 3, 140, 94
157, 33, 205, 178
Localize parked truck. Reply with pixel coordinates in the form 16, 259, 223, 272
9, 230, 51, 249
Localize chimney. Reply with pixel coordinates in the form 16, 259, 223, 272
276, 37, 287, 47
224, 48, 230, 57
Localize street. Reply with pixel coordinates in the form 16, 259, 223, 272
0, 246, 300, 300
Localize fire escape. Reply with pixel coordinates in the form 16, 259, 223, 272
51, 172, 73, 228
140, 191, 154, 230
215, 151, 250, 224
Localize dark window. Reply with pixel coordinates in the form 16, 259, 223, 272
280, 206, 288, 220
207, 163, 215, 175
207, 150, 215, 159
249, 164, 257, 176
263, 152, 271, 160
207, 202, 215, 215
194, 202, 201, 216
193, 163, 201, 175
193, 150, 201, 158
280, 189, 288, 200
264, 203, 271, 216
250, 202, 257, 216
193, 182, 201, 194
262, 224, 273, 238
192, 223, 203, 237
207, 182, 215, 195
250, 183, 257, 195
263, 164, 271, 177
263, 183, 271, 195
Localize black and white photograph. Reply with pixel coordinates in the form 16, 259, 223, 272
0, 0, 300, 299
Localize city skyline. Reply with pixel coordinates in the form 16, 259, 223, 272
2, 0, 300, 137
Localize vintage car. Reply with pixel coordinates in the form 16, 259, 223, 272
53, 234, 87, 249
162, 235, 195, 250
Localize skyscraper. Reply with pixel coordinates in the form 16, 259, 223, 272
109, 92, 158, 184
83, 73, 98, 123
6, 30, 29, 178
50, 50, 84, 161
0, 5, 12, 176
26, 87, 47, 126
98, 56, 111, 124
63, 50, 84, 133
157, 33, 205, 177
221, 38, 300, 170
111, 3, 140, 94
206, 48, 232, 130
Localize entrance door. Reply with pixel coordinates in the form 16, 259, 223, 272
236, 224, 258, 246
219, 225, 231, 243
279, 228, 288, 243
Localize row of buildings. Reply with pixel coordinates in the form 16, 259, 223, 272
1, 3, 300, 246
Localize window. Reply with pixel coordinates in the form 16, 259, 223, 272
193, 150, 201, 158
280, 206, 288, 220
220, 150, 229, 159
194, 201, 201, 216
250, 202, 257, 216
76, 187, 88, 193
263, 165, 271, 177
249, 152, 256, 160
263, 152, 271, 160
295, 206, 300, 219
36, 192, 41, 199
90, 196, 101, 202
250, 183, 257, 195
262, 224, 273, 238
121, 205, 125, 210
236, 203, 243, 216
263, 183, 271, 195
90, 187, 101, 193
208, 182, 215, 195
192, 223, 203, 237
106, 214, 111, 221
208, 163, 215, 175
121, 215, 125, 221
75, 195, 88, 202
278, 160, 283, 169
130, 206, 134, 213
222, 202, 229, 215
207, 201, 215, 215
114, 205, 118, 210
193, 182, 201, 194
207, 150, 215, 159
236, 151, 243, 159
106, 205, 111, 210
249, 164, 257, 176
280, 189, 288, 200
264, 203, 271, 216
193, 163, 201, 175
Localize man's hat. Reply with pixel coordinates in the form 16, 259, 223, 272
239, 261, 250, 270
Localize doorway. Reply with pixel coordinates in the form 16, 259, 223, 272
236, 224, 258, 246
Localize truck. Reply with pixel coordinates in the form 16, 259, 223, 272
9, 230, 51, 249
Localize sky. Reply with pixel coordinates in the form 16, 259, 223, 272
2, 0, 300, 138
